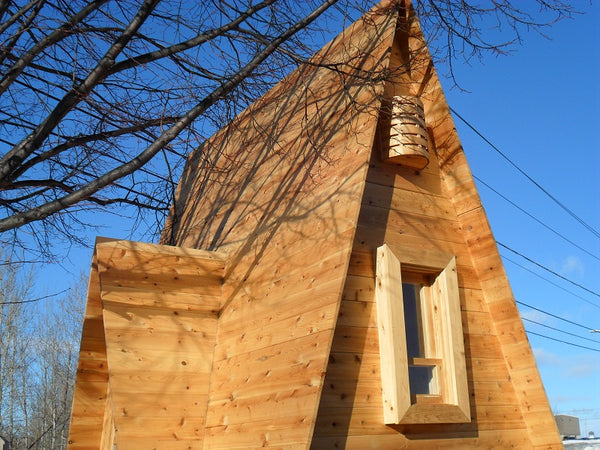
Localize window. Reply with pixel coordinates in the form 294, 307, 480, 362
402, 277, 441, 401
375, 244, 470, 424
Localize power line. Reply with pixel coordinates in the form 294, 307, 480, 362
560, 408, 600, 415
522, 317, 600, 344
498, 242, 600, 298
450, 107, 600, 240
525, 329, 600, 353
517, 300, 597, 332
475, 175, 599, 261
502, 254, 600, 310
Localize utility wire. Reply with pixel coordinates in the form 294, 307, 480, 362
502, 254, 600, 310
525, 329, 600, 352
498, 242, 600, 299
522, 317, 600, 344
475, 175, 599, 262
517, 300, 597, 332
450, 107, 600, 240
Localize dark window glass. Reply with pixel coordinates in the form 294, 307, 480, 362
408, 366, 435, 395
402, 282, 422, 358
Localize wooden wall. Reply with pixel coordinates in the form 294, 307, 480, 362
311, 3, 560, 447
68, 240, 224, 449
409, 6, 561, 448
161, 2, 399, 447
311, 144, 533, 449
68, 252, 113, 448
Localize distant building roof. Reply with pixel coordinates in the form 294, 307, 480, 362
556, 414, 581, 437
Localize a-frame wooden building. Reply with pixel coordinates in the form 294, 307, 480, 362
68, 1, 562, 448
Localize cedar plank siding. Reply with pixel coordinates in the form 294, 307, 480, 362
310, 145, 529, 449
310, 5, 559, 447
160, 3, 398, 447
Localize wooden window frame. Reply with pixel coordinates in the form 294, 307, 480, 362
375, 244, 470, 424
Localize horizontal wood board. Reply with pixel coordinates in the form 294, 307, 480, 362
68, 255, 112, 449
67, 0, 558, 447
69, 240, 224, 448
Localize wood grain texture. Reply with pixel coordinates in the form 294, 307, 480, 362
405, 2, 559, 441
375, 244, 410, 423
68, 255, 113, 449
97, 240, 223, 446
69, 240, 224, 448
70, 0, 559, 447
312, 0, 558, 446
160, 1, 400, 448
422, 70, 562, 450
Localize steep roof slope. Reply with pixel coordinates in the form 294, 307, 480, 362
406, 7, 561, 448
309, 2, 560, 448
161, 1, 399, 447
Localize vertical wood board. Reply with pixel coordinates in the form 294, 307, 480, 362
68, 257, 111, 449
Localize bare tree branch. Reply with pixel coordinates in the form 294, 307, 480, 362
0, 0, 107, 96
0, 287, 69, 305
0, 0, 160, 181
0, 0, 578, 257
107, 0, 279, 76
0, 0, 341, 232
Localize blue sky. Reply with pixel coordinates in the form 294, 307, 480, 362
25, 0, 599, 438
